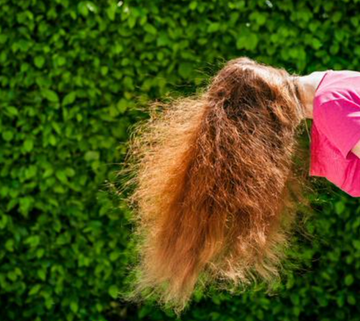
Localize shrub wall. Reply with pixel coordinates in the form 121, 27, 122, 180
1, 0, 360, 320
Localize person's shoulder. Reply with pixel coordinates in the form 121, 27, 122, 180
314, 69, 360, 106
308, 70, 331, 90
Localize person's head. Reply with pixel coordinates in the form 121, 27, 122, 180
119, 56, 313, 314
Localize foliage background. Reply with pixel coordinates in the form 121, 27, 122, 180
1, 0, 360, 320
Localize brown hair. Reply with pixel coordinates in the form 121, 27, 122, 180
117, 56, 315, 314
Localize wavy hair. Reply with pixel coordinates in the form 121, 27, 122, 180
117, 56, 314, 314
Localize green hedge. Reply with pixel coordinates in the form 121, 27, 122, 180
1, 0, 360, 320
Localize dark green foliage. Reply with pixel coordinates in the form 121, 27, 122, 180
1, 0, 360, 320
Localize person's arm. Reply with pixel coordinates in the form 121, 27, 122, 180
314, 98, 360, 160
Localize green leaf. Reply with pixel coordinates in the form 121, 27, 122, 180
128, 15, 136, 29
6, 106, 18, 116
2, 131, 14, 141
78, 2, 89, 17
0, 215, 8, 229
178, 62, 192, 78
48, 135, 57, 146
43, 167, 54, 178
86, 2, 98, 13
335, 201, 345, 215
353, 240, 360, 250
7, 271, 17, 281
246, 33, 259, 51
19, 197, 34, 217
109, 251, 121, 261
56, 170, 68, 183
51, 122, 61, 134
42, 89, 59, 103
108, 285, 118, 299
5, 239, 14, 252
101, 66, 109, 76
65, 167, 76, 177
70, 301, 79, 313
0, 34, 8, 44
312, 38, 322, 50
34, 56, 45, 68
207, 22, 220, 33
347, 294, 356, 305
45, 297, 54, 310
106, 3, 117, 21
38, 269, 46, 281
36, 248, 45, 258
250, 12, 267, 26
25, 165, 37, 179
29, 284, 41, 296
23, 139, 34, 152
345, 274, 354, 286
24, 235, 40, 248
109, 104, 119, 117
84, 151, 100, 161
351, 17, 359, 27
144, 23, 157, 35
56, 56, 66, 66
117, 98, 128, 114
189, 1, 197, 10
332, 12, 342, 23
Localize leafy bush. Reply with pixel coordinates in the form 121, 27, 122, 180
1, 0, 360, 320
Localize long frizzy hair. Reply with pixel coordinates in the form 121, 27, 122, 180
118, 56, 315, 314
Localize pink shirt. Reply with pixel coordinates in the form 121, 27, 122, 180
310, 69, 360, 197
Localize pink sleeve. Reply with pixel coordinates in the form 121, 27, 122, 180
314, 98, 360, 159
